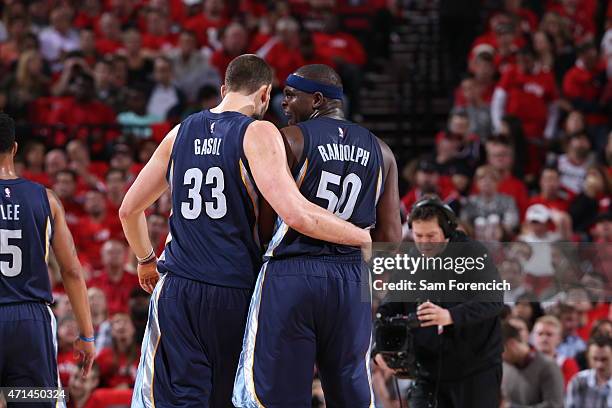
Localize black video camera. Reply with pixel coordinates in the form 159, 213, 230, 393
373, 313, 420, 379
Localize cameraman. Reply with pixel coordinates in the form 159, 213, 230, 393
375, 197, 503, 408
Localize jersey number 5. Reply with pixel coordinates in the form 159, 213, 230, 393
0, 229, 22, 277
316, 170, 362, 220
181, 167, 227, 220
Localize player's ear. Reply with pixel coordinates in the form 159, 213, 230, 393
220, 84, 227, 98
312, 92, 324, 109
257, 84, 271, 105
12, 142, 17, 157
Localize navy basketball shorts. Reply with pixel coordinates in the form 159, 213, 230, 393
233, 255, 374, 408
0, 302, 66, 408
132, 273, 251, 408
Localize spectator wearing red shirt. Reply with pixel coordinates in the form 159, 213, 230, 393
547, 0, 596, 41
147, 212, 169, 256
57, 315, 80, 389
67, 362, 101, 408
483, 136, 529, 217
472, 22, 519, 74
492, 47, 559, 176
78, 191, 124, 272
562, 41, 610, 150
533, 316, 580, 389
44, 148, 68, 182
211, 22, 249, 79
455, 51, 497, 107
88, 240, 139, 315
141, 8, 179, 52
49, 74, 118, 157
400, 158, 459, 217
259, 17, 305, 88
67, 139, 107, 190
104, 168, 127, 215
20, 140, 51, 186
183, 0, 229, 48
312, 13, 365, 118
529, 167, 573, 212
96, 313, 140, 389
109, 143, 142, 184
95, 13, 123, 56
53, 169, 85, 228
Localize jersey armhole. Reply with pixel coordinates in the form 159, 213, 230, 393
40, 184, 54, 242
293, 123, 310, 180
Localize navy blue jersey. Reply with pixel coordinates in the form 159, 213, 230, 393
0, 178, 53, 305
266, 117, 384, 259
157, 110, 262, 289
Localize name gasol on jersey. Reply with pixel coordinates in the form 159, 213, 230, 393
194, 138, 222, 156
317, 143, 370, 167
0, 204, 20, 220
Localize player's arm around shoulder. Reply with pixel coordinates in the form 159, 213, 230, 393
371, 137, 402, 244
244, 120, 371, 247
46, 189, 95, 377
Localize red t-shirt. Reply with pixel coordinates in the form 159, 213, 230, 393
96, 347, 140, 389
558, 356, 580, 389
577, 303, 610, 341
562, 61, 608, 126
210, 49, 234, 79
95, 38, 123, 55
21, 170, 51, 187
88, 271, 140, 316
264, 42, 305, 86
312, 32, 366, 66
83, 388, 133, 408
183, 14, 229, 47
57, 350, 78, 389
141, 33, 179, 51
49, 98, 118, 153
497, 64, 558, 138
547, 2, 596, 40
76, 214, 124, 271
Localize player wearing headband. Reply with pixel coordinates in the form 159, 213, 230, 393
233, 64, 401, 407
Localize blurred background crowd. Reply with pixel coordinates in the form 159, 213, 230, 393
0, 0, 610, 407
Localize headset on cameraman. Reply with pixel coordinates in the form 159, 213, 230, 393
407, 196, 458, 239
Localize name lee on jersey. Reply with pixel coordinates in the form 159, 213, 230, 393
317, 144, 370, 166
194, 138, 222, 156
0, 204, 20, 221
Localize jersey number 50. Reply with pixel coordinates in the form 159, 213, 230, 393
316, 170, 362, 220
181, 167, 227, 220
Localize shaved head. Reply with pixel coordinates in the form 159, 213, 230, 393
295, 64, 343, 90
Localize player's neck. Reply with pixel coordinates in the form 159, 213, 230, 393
0, 156, 18, 180
311, 106, 345, 121
211, 94, 257, 118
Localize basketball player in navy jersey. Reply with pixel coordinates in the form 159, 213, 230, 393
119, 55, 371, 408
0, 113, 95, 406
233, 64, 402, 407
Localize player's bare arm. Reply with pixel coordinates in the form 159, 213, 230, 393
46, 188, 95, 377
244, 120, 371, 247
119, 125, 178, 293
371, 137, 402, 243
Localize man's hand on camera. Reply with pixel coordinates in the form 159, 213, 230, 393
416, 301, 453, 327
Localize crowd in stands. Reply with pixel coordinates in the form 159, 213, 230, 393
0, 0, 611, 407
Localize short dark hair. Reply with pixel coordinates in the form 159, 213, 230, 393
225, 54, 273, 94
55, 169, 77, 181
105, 167, 126, 180
295, 64, 343, 90
588, 335, 612, 350
0, 113, 16, 154
502, 321, 522, 343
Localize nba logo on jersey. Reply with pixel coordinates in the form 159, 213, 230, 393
210, 122, 216, 134
4, 187, 10, 198
338, 127, 344, 138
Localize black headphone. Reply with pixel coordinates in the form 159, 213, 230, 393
407, 196, 458, 238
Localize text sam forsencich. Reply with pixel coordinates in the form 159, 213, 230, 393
373, 279, 512, 292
